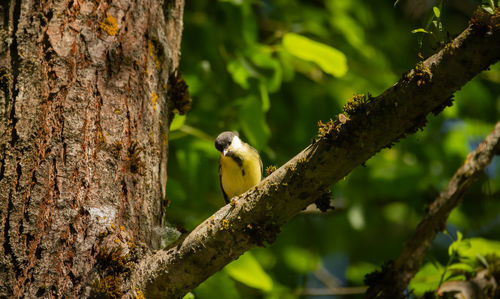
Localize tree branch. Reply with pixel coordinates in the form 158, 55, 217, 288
364, 121, 500, 298
127, 9, 500, 299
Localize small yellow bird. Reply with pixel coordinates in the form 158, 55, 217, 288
215, 132, 262, 203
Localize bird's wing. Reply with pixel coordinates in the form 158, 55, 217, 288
219, 157, 229, 204
248, 145, 263, 177
259, 155, 263, 176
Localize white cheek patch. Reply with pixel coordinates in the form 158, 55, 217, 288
231, 135, 243, 150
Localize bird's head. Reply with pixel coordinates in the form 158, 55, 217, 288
215, 131, 241, 156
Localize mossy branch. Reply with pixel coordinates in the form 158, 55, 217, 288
125, 9, 500, 299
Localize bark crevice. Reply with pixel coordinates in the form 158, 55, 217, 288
8, 0, 21, 146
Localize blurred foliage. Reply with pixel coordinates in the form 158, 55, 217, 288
411, 232, 500, 296
167, 0, 500, 298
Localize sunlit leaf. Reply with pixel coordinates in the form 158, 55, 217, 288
170, 114, 186, 131
283, 247, 319, 273
250, 48, 283, 92
409, 263, 444, 296
182, 292, 195, 299
411, 28, 430, 34
227, 57, 255, 89
449, 231, 464, 257
282, 33, 347, 77
449, 238, 500, 260
447, 262, 474, 274
481, 0, 495, 14
225, 252, 273, 291
259, 83, 271, 112
432, 6, 441, 18
482, 6, 494, 14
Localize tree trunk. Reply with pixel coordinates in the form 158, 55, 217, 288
0, 0, 184, 297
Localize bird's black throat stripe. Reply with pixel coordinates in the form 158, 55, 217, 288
232, 155, 243, 167
226, 151, 243, 167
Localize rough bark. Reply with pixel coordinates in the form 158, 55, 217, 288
127, 9, 500, 298
365, 121, 500, 298
0, 0, 184, 297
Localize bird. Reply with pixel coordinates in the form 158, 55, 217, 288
215, 131, 263, 204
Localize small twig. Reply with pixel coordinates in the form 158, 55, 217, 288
313, 263, 342, 289
312, 263, 368, 296
365, 121, 500, 298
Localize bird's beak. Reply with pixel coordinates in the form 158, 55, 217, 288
223, 148, 228, 156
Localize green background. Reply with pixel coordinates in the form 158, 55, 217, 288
166, 1, 500, 298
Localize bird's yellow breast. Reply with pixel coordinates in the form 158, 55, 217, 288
220, 150, 261, 199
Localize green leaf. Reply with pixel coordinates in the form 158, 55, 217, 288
481, 0, 495, 13
411, 28, 430, 34
283, 246, 319, 273
227, 57, 255, 89
448, 231, 464, 256
481, 0, 496, 13
282, 33, 347, 77
445, 273, 467, 282
259, 83, 271, 112
447, 262, 474, 274
449, 238, 500, 260
170, 114, 186, 131
432, 6, 441, 18
409, 262, 444, 296
182, 292, 195, 299
482, 5, 495, 14
250, 47, 283, 92
225, 252, 273, 291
